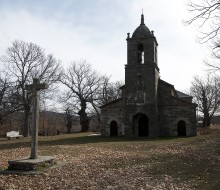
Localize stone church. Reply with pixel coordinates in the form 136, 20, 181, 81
100, 14, 197, 137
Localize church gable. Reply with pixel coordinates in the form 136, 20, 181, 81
158, 79, 194, 106
158, 79, 177, 105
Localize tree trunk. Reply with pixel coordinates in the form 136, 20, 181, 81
66, 121, 72, 133
23, 106, 30, 137
207, 117, 211, 127
67, 126, 71, 133
203, 115, 211, 128
79, 112, 89, 132
78, 101, 89, 132
91, 102, 101, 124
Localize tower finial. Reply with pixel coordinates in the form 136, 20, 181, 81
141, 12, 144, 25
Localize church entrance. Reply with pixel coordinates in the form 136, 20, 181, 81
110, 121, 118, 137
177, 120, 186, 136
138, 115, 149, 137
133, 114, 149, 137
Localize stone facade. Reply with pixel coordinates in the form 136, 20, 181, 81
100, 14, 197, 137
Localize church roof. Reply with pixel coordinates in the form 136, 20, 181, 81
159, 79, 174, 87
132, 14, 152, 38
100, 98, 123, 108
176, 90, 192, 98
159, 79, 192, 98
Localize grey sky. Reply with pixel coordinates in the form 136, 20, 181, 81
0, 0, 207, 91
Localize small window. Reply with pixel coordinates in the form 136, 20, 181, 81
137, 44, 144, 64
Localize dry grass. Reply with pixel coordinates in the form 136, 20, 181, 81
197, 125, 220, 135
0, 132, 219, 190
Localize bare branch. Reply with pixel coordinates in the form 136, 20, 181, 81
185, 0, 220, 45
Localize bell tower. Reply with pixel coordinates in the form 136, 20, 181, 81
126, 14, 158, 66
124, 14, 160, 137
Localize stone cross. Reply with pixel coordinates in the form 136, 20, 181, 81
25, 78, 48, 159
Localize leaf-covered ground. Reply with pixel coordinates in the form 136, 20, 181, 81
0, 131, 219, 190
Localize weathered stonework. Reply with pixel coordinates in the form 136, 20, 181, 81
100, 14, 197, 137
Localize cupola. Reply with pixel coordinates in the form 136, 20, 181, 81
132, 14, 152, 38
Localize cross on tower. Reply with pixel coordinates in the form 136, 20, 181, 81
25, 78, 48, 159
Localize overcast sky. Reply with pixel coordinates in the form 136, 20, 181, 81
0, 0, 208, 92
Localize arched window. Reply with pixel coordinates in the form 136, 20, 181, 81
137, 44, 144, 64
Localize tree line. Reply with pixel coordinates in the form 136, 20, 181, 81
0, 40, 122, 136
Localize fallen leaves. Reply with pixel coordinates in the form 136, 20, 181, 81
0, 133, 219, 189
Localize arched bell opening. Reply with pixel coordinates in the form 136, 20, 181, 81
137, 43, 144, 64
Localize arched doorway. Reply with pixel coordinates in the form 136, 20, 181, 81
177, 120, 186, 136
138, 115, 149, 137
133, 114, 149, 137
110, 121, 118, 137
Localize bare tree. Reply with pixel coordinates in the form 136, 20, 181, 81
64, 107, 73, 133
0, 73, 11, 124
1, 40, 61, 136
60, 60, 102, 132
190, 75, 220, 127
98, 76, 123, 106
90, 76, 124, 123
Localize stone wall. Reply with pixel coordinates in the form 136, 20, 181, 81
100, 99, 125, 136
158, 80, 197, 137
